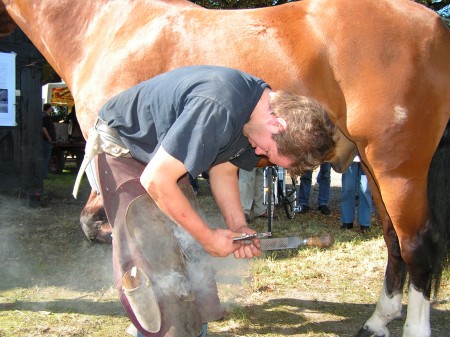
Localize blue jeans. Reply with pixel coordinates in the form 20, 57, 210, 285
42, 141, 53, 178
340, 162, 373, 226
296, 163, 331, 206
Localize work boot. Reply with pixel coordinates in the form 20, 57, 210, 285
318, 205, 331, 215
340, 223, 354, 229
294, 205, 310, 214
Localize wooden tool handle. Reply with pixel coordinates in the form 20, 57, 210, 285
305, 233, 334, 248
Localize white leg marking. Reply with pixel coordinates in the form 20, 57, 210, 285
403, 285, 431, 337
363, 280, 403, 337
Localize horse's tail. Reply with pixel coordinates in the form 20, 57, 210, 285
427, 120, 450, 298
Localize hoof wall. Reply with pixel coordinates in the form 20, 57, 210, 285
354, 326, 386, 337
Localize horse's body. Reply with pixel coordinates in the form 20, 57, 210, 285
1, 0, 449, 336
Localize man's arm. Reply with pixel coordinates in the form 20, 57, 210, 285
140, 146, 249, 257
42, 127, 52, 142
209, 162, 262, 258
208, 162, 247, 231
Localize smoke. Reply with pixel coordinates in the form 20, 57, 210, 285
0, 192, 115, 293
0, 182, 251, 328
171, 208, 252, 308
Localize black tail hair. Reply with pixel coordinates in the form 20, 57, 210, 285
427, 120, 450, 298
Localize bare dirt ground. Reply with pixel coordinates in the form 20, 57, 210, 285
0, 167, 448, 336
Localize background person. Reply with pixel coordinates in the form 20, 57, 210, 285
189, 171, 209, 196
340, 156, 373, 232
238, 167, 266, 223
295, 163, 331, 215
42, 103, 55, 179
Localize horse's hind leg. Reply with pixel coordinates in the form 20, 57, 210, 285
355, 167, 406, 337
403, 121, 449, 337
361, 175, 433, 337
357, 121, 449, 337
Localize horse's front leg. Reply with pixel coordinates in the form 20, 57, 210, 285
355, 169, 405, 337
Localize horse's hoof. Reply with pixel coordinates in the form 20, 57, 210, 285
81, 219, 113, 244
354, 326, 386, 337
92, 231, 113, 244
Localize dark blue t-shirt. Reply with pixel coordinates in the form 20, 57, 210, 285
98, 65, 269, 177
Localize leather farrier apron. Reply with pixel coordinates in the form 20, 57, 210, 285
73, 118, 224, 337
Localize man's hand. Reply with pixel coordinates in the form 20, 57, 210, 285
201, 227, 262, 258
231, 225, 262, 259
208, 162, 262, 258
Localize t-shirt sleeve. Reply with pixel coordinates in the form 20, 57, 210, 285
229, 147, 260, 171
161, 96, 234, 177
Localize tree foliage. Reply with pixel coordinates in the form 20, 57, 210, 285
191, 0, 449, 10
415, 0, 450, 11
191, 0, 290, 10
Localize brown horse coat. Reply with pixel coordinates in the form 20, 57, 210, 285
1, 0, 449, 336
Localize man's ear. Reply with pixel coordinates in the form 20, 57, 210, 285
275, 117, 287, 132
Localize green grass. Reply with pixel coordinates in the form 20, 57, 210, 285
0, 173, 448, 336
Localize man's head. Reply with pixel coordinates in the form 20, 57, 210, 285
269, 91, 336, 175
43, 103, 52, 114
244, 89, 336, 174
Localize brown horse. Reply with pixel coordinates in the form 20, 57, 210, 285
1, 0, 449, 336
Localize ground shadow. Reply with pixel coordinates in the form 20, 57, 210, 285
211, 297, 450, 337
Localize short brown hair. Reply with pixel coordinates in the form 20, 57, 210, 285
270, 91, 336, 176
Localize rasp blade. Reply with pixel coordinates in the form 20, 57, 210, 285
259, 234, 334, 251
259, 237, 305, 251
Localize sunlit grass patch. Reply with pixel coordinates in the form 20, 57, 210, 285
1, 171, 449, 337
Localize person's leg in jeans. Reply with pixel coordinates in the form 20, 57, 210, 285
357, 163, 373, 231
295, 170, 312, 213
316, 163, 331, 214
340, 162, 357, 229
238, 168, 256, 223
42, 141, 52, 179
252, 167, 266, 217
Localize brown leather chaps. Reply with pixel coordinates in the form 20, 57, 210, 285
95, 153, 223, 337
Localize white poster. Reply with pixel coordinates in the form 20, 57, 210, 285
0, 52, 16, 126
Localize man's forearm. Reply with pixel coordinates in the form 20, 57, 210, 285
142, 175, 214, 244
209, 164, 248, 231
